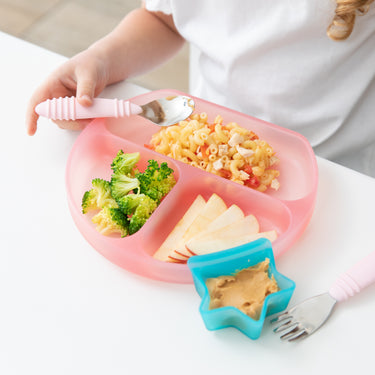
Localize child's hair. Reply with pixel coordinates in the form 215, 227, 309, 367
327, 0, 374, 40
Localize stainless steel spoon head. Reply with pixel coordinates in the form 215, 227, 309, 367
140, 95, 195, 127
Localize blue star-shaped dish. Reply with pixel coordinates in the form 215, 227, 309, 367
187, 238, 296, 340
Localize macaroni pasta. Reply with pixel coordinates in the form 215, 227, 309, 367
148, 113, 280, 192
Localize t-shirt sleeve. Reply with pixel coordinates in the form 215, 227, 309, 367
144, 0, 172, 15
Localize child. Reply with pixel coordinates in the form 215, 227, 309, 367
26, 1, 375, 177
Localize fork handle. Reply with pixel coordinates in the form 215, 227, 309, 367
329, 250, 375, 302
35, 97, 143, 120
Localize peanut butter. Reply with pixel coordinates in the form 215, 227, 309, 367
206, 259, 278, 320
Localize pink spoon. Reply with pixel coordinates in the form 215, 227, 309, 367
35, 95, 195, 127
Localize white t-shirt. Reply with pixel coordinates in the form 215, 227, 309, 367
145, 0, 375, 176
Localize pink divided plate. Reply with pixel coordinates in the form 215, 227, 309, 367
65, 89, 318, 284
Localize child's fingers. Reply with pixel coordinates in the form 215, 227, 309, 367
75, 68, 97, 106
25, 102, 39, 136
25, 82, 78, 135
53, 118, 92, 131
25, 88, 47, 136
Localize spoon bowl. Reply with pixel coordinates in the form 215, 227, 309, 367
141, 95, 195, 126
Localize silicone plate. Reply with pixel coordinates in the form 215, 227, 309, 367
65, 89, 318, 284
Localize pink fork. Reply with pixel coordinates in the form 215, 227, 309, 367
271, 250, 375, 341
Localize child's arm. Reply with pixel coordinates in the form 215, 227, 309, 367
92, 7, 185, 84
26, 7, 185, 136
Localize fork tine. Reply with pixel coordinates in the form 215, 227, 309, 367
280, 325, 302, 341
270, 314, 292, 331
270, 311, 290, 324
273, 320, 297, 334
272, 319, 292, 333
287, 330, 308, 342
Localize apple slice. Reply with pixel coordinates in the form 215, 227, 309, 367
153, 195, 206, 261
192, 204, 244, 239
194, 213, 261, 240
183, 193, 227, 239
186, 230, 278, 256
172, 212, 258, 261
185, 213, 260, 254
168, 203, 244, 262
171, 193, 227, 259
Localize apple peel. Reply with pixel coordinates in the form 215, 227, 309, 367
153, 194, 206, 261
186, 230, 278, 257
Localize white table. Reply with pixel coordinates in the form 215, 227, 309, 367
1, 31, 374, 375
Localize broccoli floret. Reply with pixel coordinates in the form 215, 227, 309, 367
110, 171, 140, 201
116, 193, 143, 215
117, 193, 158, 234
91, 207, 129, 237
82, 178, 118, 214
111, 150, 140, 175
82, 152, 175, 238
136, 160, 176, 203
127, 195, 158, 235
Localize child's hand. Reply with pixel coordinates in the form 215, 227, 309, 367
26, 7, 185, 136
26, 50, 109, 136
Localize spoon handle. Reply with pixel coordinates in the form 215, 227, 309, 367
35, 96, 142, 120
